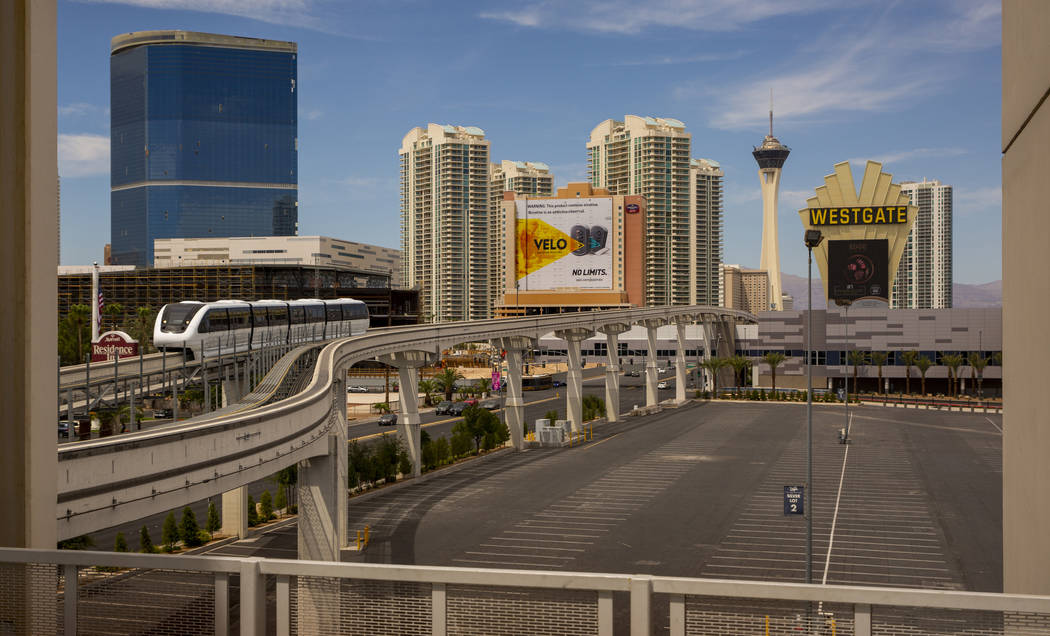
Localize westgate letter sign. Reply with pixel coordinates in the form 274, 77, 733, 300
91, 330, 139, 362
798, 161, 918, 305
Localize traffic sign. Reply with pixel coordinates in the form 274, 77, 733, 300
784, 486, 804, 515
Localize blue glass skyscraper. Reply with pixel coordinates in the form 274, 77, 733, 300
110, 31, 298, 266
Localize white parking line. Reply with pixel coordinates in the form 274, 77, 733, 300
985, 416, 1002, 433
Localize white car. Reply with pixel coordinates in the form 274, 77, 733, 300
347, 386, 368, 393
657, 381, 670, 389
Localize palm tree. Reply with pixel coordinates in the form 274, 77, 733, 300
475, 377, 492, 397
60, 304, 92, 365
418, 379, 437, 407
102, 301, 125, 333
847, 350, 868, 395
700, 357, 727, 395
899, 350, 919, 395
728, 355, 749, 389
916, 355, 933, 396
942, 353, 964, 398
130, 306, 155, 352
968, 352, 988, 398
434, 367, 464, 402
870, 352, 888, 394
761, 352, 787, 395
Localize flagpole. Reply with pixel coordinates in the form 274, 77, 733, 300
91, 261, 101, 342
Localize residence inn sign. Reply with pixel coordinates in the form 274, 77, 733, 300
799, 161, 918, 305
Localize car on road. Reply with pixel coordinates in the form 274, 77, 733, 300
347, 386, 368, 393
657, 381, 670, 389
552, 380, 565, 387
434, 401, 455, 415
378, 413, 397, 426
448, 402, 471, 416
463, 398, 479, 407
58, 420, 74, 438
152, 408, 173, 419
625, 370, 640, 377
480, 398, 500, 410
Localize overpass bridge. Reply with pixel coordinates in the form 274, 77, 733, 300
56, 305, 755, 560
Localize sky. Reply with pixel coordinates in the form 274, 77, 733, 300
57, 0, 1003, 284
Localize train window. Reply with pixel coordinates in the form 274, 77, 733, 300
252, 307, 268, 327
326, 304, 342, 322
290, 306, 306, 325
200, 308, 230, 333
268, 306, 289, 326
228, 307, 251, 330
307, 304, 325, 323
159, 304, 203, 333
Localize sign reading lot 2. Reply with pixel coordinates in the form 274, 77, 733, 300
91, 330, 139, 362
515, 197, 613, 290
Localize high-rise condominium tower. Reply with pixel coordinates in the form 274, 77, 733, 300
110, 31, 298, 266
489, 160, 555, 311
891, 179, 953, 308
400, 124, 491, 322
587, 115, 723, 306
752, 108, 789, 311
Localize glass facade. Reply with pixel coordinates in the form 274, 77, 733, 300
111, 37, 298, 265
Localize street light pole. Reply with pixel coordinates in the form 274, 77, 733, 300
803, 229, 823, 586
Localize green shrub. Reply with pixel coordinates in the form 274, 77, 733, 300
433, 436, 451, 466
246, 496, 259, 527
206, 500, 221, 534
114, 532, 128, 553
139, 526, 156, 553
274, 486, 287, 512
260, 491, 274, 522
181, 507, 203, 547
398, 450, 413, 476
544, 409, 559, 423
57, 535, 95, 550
162, 511, 179, 552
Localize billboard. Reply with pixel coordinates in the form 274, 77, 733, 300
515, 198, 613, 290
91, 330, 140, 362
827, 239, 889, 304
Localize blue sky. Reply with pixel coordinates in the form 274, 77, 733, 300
58, 0, 1002, 284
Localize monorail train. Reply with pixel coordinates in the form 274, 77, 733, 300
153, 298, 369, 358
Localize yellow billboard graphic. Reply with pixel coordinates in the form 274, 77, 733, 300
808, 206, 908, 226
516, 218, 582, 281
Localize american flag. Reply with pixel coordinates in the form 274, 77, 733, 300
97, 290, 104, 330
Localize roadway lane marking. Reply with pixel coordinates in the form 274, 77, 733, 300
505, 530, 603, 538
985, 416, 1002, 434
581, 433, 620, 450
822, 418, 851, 585
482, 543, 586, 552
465, 551, 574, 560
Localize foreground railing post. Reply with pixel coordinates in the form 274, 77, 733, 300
214, 572, 228, 636
598, 590, 614, 636
855, 603, 871, 636
239, 558, 265, 636
630, 576, 652, 636
63, 564, 77, 633
668, 593, 685, 636
276, 575, 290, 636
431, 582, 446, 636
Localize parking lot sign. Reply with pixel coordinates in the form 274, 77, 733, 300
784, 486, 804, 515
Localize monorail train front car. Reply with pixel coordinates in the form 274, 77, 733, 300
153, 298, 369, 357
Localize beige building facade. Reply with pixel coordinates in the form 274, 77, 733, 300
153, 236, 402, 288
891, 179, 953, 309
587, 116, 723, 307
721, 264, 770, 314
1002, 0, 1050, 596
400, 124, 491, 322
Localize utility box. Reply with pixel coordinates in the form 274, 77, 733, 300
534, 418, 564, 447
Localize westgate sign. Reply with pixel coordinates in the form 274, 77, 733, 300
798, 161, 918, 305
808, 206, 908, 226
91, 331, 140, 362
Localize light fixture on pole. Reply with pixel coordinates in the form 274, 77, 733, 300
803, 228, 823, 585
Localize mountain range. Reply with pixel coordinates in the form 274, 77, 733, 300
776, 272, 1001, 310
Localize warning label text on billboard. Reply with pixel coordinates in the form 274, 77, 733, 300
516, 198, 613, 290
827, 239, 889, 305
809, 206, 908, 226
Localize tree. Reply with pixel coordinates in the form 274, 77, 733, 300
942, 353, 964, 398
274, 485, 288, 512
275, 465, 297, 510
434, 367, 464, 402
969, 352, 988, 398
117, 402, 143, 433
59, 304, 91, 365
139, 526, 156, 553
847, 350, 868, 395
899, 350, 919, 395
916, 355, 933, 396
246, 495, 259, 527
128, 306, 155, 353
102, 301, 125, 333
162, 511, 179, 552
870, 352, 888, 394
206, 500, 221, 534
181, 506, 203, 547
260, 491, 274, 522
761, 352, 787, 395
114, 532, 128, 553
728, 355, 750, 388
700, 357, 728, 395
418, 379, 437, 407
475, 377, 492, 397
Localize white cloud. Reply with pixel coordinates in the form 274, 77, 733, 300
693, 2, 1000, 130
304, 109, 323, 121
482, 0, 846, 34
81, 0, 324, 30
600, 50, 747, 67
954, 185, 1001, 216
58, 133, 109, 178
846, 148, 969, 167
59, 102, 106, 118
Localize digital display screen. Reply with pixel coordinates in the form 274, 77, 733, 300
827, 239, 889, 304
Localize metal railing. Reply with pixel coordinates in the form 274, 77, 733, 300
1, 548, 1047, 635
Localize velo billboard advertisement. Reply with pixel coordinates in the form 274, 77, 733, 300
515, 197, 613, 290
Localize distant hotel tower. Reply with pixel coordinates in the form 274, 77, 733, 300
752, 105, 790, 310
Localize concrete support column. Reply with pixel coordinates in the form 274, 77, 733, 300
221, 366, 242, 407
700, 317, 715, 391
221, 487, 248, 539
297, 378, 348, 562
673, 321, 689, 404
503, 345, 526, 449
599, 324, 630, 423
640, 321, 663, 407
555, 329, 593, 433
379, 349, 439, 477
